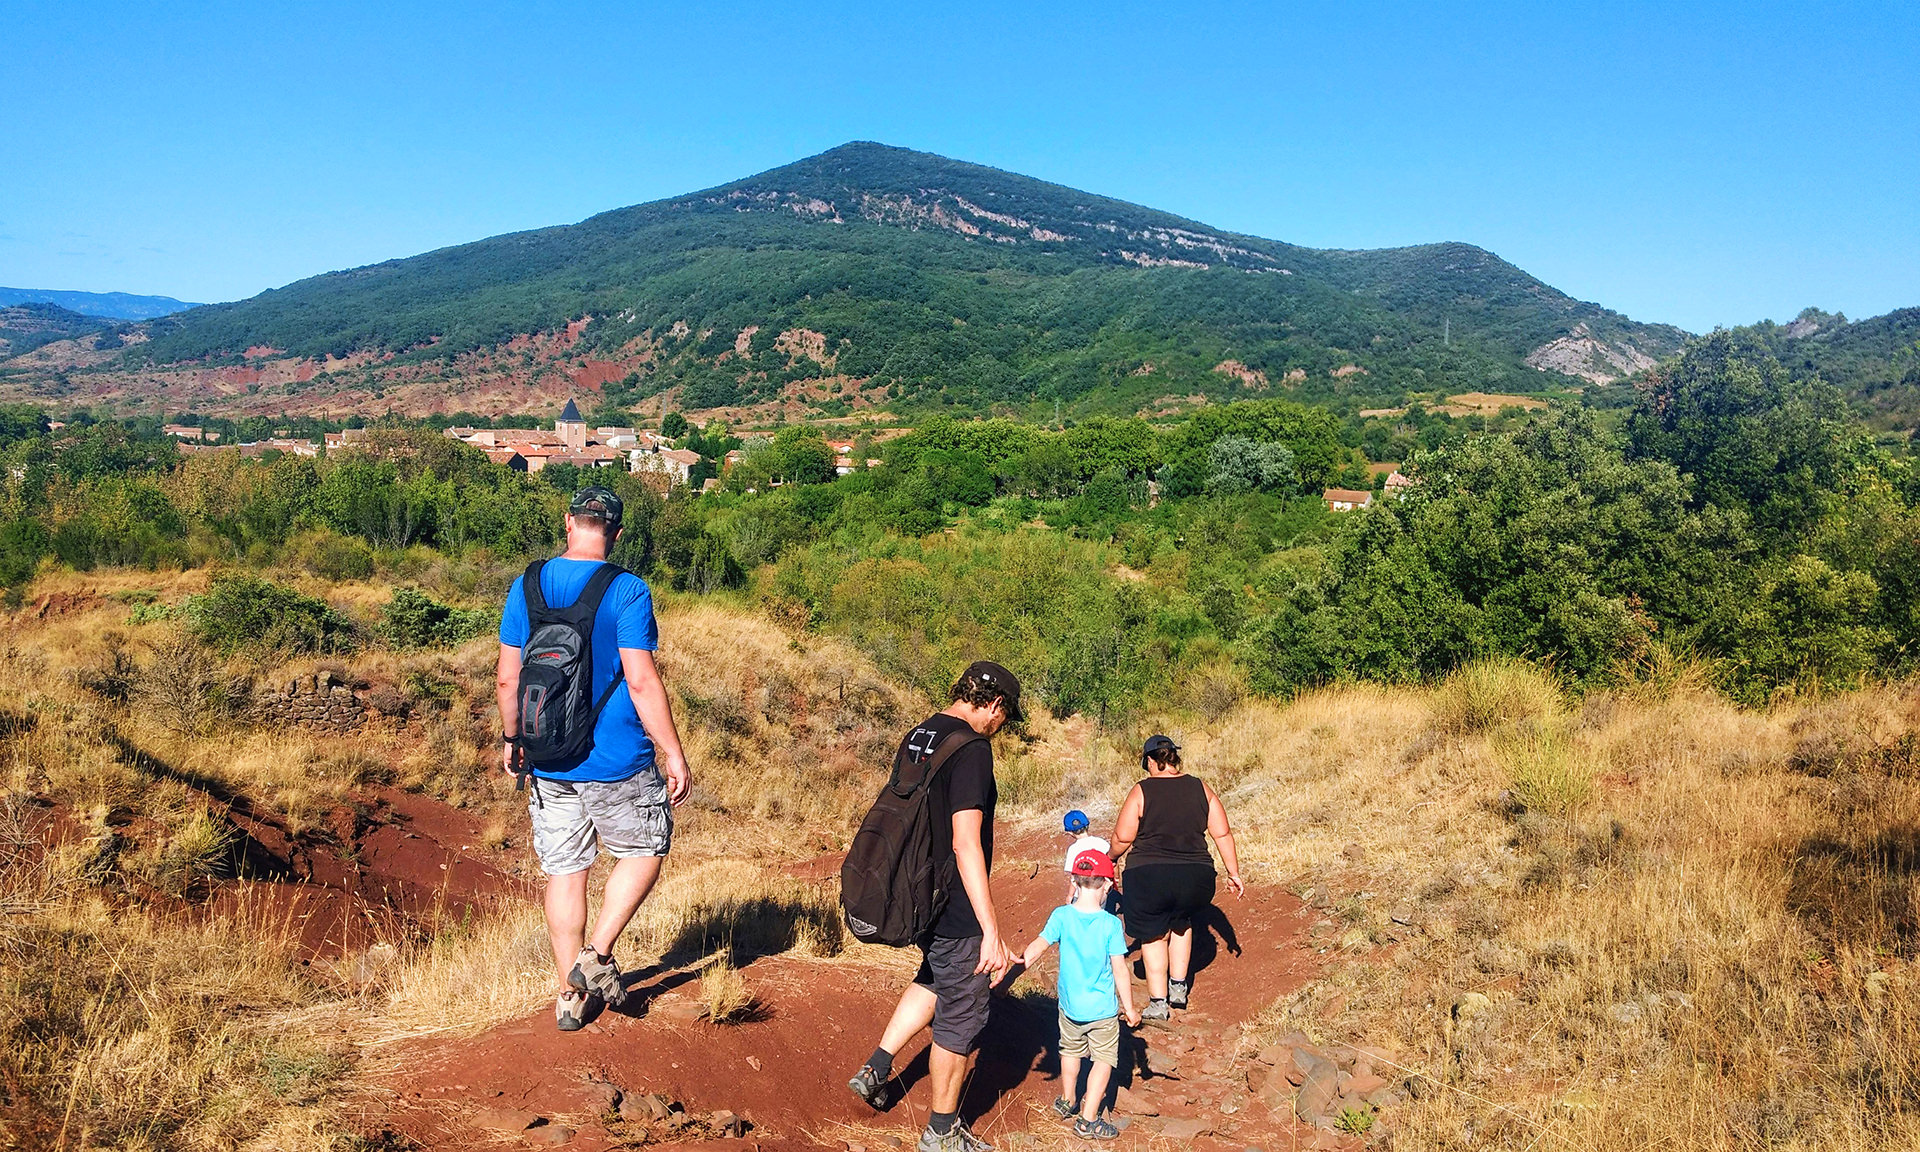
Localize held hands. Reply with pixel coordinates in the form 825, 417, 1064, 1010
1124, 1005, 1142, 1027
975, 930, 1014, 977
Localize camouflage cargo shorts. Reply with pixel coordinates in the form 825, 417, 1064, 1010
527, 768, 673, 876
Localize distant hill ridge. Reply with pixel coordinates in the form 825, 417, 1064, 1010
0, 286, 201, 320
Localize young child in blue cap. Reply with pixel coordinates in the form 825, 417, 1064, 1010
1061, 809, 1110, 901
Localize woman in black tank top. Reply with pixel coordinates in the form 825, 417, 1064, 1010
1109, 734, 1243, 1017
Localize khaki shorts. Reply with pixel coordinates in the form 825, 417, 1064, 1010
528, 769, 673, 876
1058, 1009, 1121, 1066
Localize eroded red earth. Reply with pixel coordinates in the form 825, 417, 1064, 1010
361, 830, 1332, 1151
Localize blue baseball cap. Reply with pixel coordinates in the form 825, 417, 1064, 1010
1064, 810, 1090, 834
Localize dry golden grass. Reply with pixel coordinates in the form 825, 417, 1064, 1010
0, 853, 352, 1149
697, 958, 758, 1024
1215, 662, 1920, 1150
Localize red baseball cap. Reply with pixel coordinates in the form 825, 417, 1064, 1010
1071, 849, 1115, 879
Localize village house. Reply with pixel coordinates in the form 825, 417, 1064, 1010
1323, 487, 1374, 512
444, 400, 639, 472
1384, 470, 1413, 497
162, 424, 218, 442
636, 447, 701, 484
239, 438, 319, 458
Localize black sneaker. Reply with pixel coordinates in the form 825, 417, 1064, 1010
848, 1064, 894, 1110
1168, 979, 1190, 1009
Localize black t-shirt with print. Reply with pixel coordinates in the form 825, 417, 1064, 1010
902, 712, 997, 939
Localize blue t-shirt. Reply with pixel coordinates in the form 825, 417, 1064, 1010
499, 558, 660, 783
1041, 903, 1128, 1023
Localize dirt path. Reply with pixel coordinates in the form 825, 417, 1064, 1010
360, 832, 1335, 1151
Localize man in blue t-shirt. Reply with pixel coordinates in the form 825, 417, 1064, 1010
496, 486, 691, 1033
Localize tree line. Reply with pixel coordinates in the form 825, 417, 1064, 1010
2, 330, 1912, 712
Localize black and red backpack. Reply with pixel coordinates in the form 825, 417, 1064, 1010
510, 560, 626, 775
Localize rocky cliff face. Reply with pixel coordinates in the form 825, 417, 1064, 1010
1526, 322, 1660, 384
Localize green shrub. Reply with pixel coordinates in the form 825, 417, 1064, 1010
1492, 723, 1593, 816
379, 587, 490, 649
1431, 658, 1561, 735
286, 529, 376, 581
185, 575, 355, 655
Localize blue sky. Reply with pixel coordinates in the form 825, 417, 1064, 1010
3, 1, 1914, 332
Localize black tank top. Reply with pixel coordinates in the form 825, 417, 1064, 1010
1128, 774, 1212, 868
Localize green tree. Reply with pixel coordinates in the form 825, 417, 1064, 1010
1205, 437, 1296, 495
1628, 331, 1854, 539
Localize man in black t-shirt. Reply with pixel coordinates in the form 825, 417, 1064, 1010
848, 661, 1023, 1152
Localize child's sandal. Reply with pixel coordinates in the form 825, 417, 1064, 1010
1074, 1116, 1120, 1140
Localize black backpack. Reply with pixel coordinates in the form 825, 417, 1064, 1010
510, 560, 626, 776
840, 725, 985, 947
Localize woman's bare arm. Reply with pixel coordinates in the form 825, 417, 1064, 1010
1109, 784, 1144, 861
1205, 781, 1244, 896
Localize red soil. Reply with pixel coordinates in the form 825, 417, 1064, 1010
362, 831, 1331, 1151
212, 785, 527, 957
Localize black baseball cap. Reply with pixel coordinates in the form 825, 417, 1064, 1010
1141, 734, 1180, 764
569, 486, 624, 529
961, 660, 1024, 722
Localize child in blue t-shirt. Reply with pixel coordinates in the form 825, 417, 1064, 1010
1017, 849, 1139, 1140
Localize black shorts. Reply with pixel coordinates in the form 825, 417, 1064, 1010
913, 934, 991, 1054
1122, 862, 1216, 941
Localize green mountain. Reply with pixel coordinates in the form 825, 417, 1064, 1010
133, 142, 1689, 414
1737, 308, 1920, 435
0, 302, 112, 358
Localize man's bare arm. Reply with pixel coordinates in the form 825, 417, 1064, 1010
952, 808, 1009, 975
620, 647, 690, 806
496, 643, 522, 774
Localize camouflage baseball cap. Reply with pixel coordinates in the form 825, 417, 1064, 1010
568, 485, 624, 529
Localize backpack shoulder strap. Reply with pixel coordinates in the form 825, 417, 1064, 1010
573, 562, 628, 619
521, 560, 550, 615
926, 726, 987, 772
578, 563, 635, 728
892, 726, 986, 797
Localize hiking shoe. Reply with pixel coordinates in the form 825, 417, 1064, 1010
916, 1125, 970, 1152
555, 989, 589, 1032
1051, 1097, 1078, 1120
954, 1122, 994, 1152
568, 946, 628, 1007
847, 1064, 894, 1110
1074, 1116, 1120, 1141
1168, 978, 1190, 1009
1141, 997, 1171, 1021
